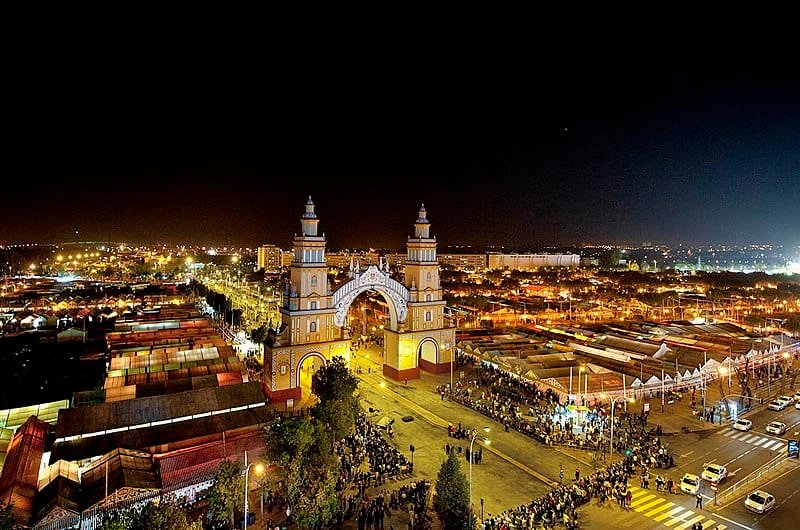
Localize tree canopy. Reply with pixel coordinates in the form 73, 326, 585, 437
433, 451, 472, 530
262, 355, 359, 527
98, 501, 202, 530
206, 460, 244, 529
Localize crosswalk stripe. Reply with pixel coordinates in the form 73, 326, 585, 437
674, 514, 705, 530
728, 432, 744, 440
644, 501, 674, 516
741, 434, 757, 443
630, 489, 650, 499
635, 497, 666, 512
770, 440, 785, 450
716, 525, 728, 530
753, 437, 770, 446
664, 510, 696, 527
720, 428, 732, 436
630, 494, 656, 507
701, 520, 718, 529
654, 506, 685, 522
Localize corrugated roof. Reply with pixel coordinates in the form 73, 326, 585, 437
55, 382, 264, 438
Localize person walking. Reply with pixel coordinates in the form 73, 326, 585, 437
695, 493, 703, 509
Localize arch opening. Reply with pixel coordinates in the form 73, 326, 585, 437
296, 351, 326, 404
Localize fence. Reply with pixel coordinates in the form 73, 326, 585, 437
715, 452, 793, 506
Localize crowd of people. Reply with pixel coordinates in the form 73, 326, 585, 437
444, 363, 674, 469
485, 457, 635, 530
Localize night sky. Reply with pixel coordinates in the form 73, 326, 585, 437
4, 50, 799, 250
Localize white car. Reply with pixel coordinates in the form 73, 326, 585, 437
796, 401, 800, 410
778, 395, 794, 406
701, 463, 728, 484
767, 399, 788, 411
732, 419, 753, 431
766, 421, 787, 435
793, 390, 800, 402
744, 490, 776, 513
680, 473, 701, 495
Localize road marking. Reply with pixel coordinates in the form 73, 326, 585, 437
729, 467, 741, 476
635, 497, 667, 512
719, 428, 732, 435
681, 450, 695, 457
700, 521, 717, 529
630, 489, 651, 499
643, 501, 674, 516
630, 493, 656, 507
674, 514, 705, 530
654, 506, 685, 522
664, 509, 695, 527
711, 512, 755, 530
741, 434, 757, 443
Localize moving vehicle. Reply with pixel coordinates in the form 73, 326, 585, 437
701, 463, 727, 484
744, 490, 776, 513
767, 399, 788, 411
732, 419, 753, 431
766, 421, 787, 435
680, 473, 701, 495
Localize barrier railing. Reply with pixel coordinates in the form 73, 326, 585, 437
715, 452, 790, 505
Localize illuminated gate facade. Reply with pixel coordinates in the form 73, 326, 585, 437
263, 199, 454, 403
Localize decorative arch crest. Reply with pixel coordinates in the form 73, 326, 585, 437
332, 265, 409, 330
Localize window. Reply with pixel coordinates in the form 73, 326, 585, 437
310, 276, 317, 287
310, 321, 317, 332
426, 272, 432, 281
310, 301, 317, 310
425, 294, 431, 302
425, 311, 432, 322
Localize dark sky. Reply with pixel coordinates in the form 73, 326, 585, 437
4, 46, 799, 250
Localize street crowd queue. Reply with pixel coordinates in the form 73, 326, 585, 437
441, 363, 674, 467
484, 457, 635, 530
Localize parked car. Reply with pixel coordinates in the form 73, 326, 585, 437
744, 490, 776, 513
732, 419, 753, 431
778, 395, 794, 406
793, 390, 800, 402
680, 473, 701, 495
701, 463, 728, 484
766, 421, 787, 435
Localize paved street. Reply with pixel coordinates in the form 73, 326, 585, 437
351, 344, 800, 529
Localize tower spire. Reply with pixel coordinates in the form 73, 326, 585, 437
414, 204, 431, 239
301, 196, 319, 236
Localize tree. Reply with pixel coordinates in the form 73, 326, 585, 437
433, 451, 472, 530
260, 355, 359, 528
99, 502, 202, 530
0, 500, 14, 530
206, 460, 244, 529
311, 356, 359, 444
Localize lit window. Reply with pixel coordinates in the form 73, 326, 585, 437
310, 321, 317, 332
425, 311, 432, 322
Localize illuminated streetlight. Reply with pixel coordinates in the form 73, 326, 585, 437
469, 427, 490, 523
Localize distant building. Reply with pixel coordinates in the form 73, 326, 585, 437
438, 254, 487, 271
487, 253, 580, 270
326, 251, 379, 269
256, 245, 283, 273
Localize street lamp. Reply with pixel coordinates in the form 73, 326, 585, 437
469, 427, 490, 523
608, 395, 634, 457
243, 450, 264, 530
444, 341, 453, 394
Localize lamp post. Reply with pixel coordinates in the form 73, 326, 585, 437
445, 341, 453, 394
609, 396, 634, 457
469, 427, 490, 524
243, 450, 264, 530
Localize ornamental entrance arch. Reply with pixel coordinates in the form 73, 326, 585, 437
332, 265, 409, 332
